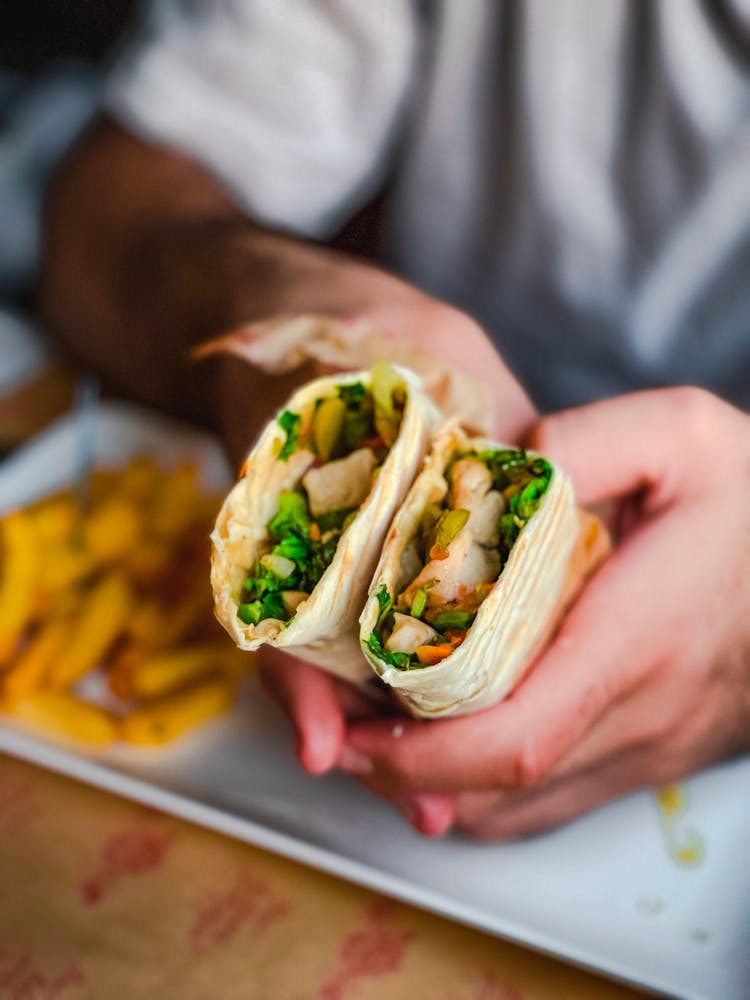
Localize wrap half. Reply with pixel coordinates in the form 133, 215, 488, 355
359, 421, 610, 717
211, 364, 438, 683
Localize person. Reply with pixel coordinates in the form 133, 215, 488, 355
39, 1, 750, 840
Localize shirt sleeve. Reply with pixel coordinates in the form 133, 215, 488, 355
105, 0, 420, 238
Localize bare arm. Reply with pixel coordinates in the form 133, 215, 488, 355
40, 118, 534, 464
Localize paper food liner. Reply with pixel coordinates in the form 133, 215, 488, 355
195, 314, 494, 434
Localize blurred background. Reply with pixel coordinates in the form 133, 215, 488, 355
0, 1, 136, 450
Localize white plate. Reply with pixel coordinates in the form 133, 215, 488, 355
1, 403, 748, 1000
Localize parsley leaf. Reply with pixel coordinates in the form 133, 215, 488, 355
277, 410, 301, 461
364, 630, 413, 670
268, 491, 310, 540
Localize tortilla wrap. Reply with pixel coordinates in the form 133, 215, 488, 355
195, 314, 495, 433
211, 367, 438, 684
359, 422, 611, 718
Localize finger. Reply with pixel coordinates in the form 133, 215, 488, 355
453, 662, 734, 841
527, 387, 723, 506
454, 740, 694, 842
259, 648, 345, 774
341, 517, 683, 793
351, 769, 456, 837
333, 680, 391, 721
397, 791, 456, 837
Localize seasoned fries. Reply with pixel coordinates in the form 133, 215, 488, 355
119, 678, 235, 745
50, 572, 134, 688
0, 455, 254, 747
110, 643, 239, 700
6, 691, 117, 745
0, 512, 38, 663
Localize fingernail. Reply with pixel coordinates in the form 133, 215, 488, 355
337, 744, 373, 776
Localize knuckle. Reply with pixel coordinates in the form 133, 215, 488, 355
526, 418, 555, 455
509, 736, 548, 791
666, 386, 719, 444
385, 738, 422, 786
432, 302, 484, 342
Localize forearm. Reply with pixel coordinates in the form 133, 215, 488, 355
40, 121, 391, 417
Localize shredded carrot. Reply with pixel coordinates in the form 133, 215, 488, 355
443, 628, 467, 648
428, 544, 450, 561
415, 643, 455, 665
449, 591, 482, 613
309, 523, 321, 542
361, 435, 385, 450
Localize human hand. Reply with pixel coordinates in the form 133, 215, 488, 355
218, 275, 536, 467
252, 291, 536, 785
317, 387, 750, 839
231, 287, 537, 821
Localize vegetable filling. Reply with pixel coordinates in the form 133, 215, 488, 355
366, 448, 553, 669
237, 363, 406, 627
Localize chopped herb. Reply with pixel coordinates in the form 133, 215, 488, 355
260, 591, 287, 621
474, 448, 530, 491
273, 534, 311, 563
336, 379, 381, 452
410, 586, 429, 619
500, 511, 519, 549
375, 584, 392, 616
417, 501, 443, 559
516, 475, 549, 519
313, 396, 347, 461
370, 360, 406, 447
268, 491, 310, 541
316, 507, 356, 533
238, 488, 349, 628
430, 508, 469, 557
364, 630, 414, 670
277, 410, 301, 461
432, 610, 476, 631
238, 601, 262, 625
337, 382, 367, 408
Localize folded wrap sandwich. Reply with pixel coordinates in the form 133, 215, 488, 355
211, 363, 438, 683
359, 422, 610, 718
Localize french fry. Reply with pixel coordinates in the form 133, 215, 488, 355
88, 468, 120, 504
119, 677, 235, 745
129, 582, 213, 653
49, 572, 133, 688
84, 498, 143, 566
1, 453, 231, 749
0, 510, 38, 663
111, 643, 229, 700
28, 494, 76, 547
4, 691, 116, 744
148, 463, 204, 542
38, 546, 95, 596
118, 456, 161, 504
2, 618, 70, 698
122, 539, 177, 588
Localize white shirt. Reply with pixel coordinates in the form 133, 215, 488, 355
107, 0, 750, 410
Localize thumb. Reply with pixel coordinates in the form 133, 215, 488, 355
526, 387, 710, 506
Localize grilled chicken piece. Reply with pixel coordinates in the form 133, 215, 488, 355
282, 591, 309, 614
302, 448, 377, 517
401, 526, 500, 610
385, 613, 438, 654
449, 458, 505, 548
